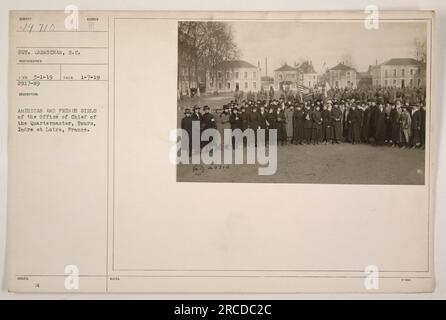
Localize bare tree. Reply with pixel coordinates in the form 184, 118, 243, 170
178, 22, 208, 95
414, 38, 427, 63
201, 22, 240, 89
178, 22, 240, 95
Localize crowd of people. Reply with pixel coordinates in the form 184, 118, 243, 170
180, 88, 427, 150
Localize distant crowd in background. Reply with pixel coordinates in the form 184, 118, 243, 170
180, 87, 427, 150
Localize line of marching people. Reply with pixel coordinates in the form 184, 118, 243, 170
180, 96, 426, 150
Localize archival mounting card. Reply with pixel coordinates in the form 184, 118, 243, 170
7, 10, 435, 293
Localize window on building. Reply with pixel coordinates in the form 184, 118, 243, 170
385, 69, 388, 77
235, 72, 239, 79
244, 72, 248, 79
218, 82, 222, 89
385, 80, 388, 86
410, 79, 413, 87
253, 82, 256, 89
226, 71, 230, 79
402, 69, 405, 77
308, 81, 311, 87
279, 74, 283, 81
244, 82, 248, 89
410, 69, 414, 76
393, 79, 396, 85
227, 82, 230, 89
393, 69, 396, 77
210, 81, 213, 88
375, 80, 378, 86
418, 79, 421, 87
217, 71, 222, 80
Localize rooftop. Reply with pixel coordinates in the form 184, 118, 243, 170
330, 63, 356, 71
381, 58, 422, 66
274, 64, 298, 72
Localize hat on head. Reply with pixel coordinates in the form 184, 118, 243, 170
184, 108, 191, 114
203, 105, 210, 111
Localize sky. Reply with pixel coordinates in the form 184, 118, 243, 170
230, 21, 427, 76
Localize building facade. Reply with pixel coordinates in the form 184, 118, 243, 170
302, 73, 318, 89
273, 64, 300, 91
299, 61, 318, 89
261, 76, 274, 91
206, 60, 261, 93
328, 63, 357, 89
371, 58, 425, 88
356, 72, 373, 88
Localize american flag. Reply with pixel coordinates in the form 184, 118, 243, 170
296, 83, 311, 100
296, 83, 310, 94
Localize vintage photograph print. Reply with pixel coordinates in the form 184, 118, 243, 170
176, 20, 428, 184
